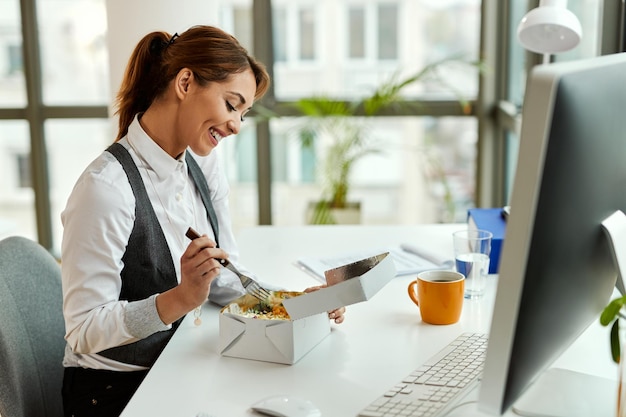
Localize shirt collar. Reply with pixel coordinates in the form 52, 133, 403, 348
127, 115, 186, 181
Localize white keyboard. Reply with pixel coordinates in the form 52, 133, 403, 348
357, 332, 488, 417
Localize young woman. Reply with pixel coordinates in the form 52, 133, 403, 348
60, 25, 344, 417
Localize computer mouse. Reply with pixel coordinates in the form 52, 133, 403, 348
250, 395, 322, 417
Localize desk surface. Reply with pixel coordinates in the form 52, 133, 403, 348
120, 224, 617, 417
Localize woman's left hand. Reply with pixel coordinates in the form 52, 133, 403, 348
304, 285, 346, 324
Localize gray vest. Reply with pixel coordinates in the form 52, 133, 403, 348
98, 143, 218, 367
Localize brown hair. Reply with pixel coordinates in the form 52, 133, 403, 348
113, 25, 270, 141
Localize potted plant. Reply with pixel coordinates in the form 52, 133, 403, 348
289, 56, 481, 224
295, 97, 378, 225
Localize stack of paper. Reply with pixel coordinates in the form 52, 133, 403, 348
296, 244, 453, 283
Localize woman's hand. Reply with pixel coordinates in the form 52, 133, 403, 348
179, 234, 227, 305
156, 234, 227, 325
304, 285, 346, 324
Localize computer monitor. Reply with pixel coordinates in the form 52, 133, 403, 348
478, 53, 626, 416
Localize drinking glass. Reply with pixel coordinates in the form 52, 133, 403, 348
453, 229, 492, 299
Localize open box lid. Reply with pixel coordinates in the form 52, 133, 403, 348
282, 252, 396, 320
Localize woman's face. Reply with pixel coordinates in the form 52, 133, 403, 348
177, 68, 257, 156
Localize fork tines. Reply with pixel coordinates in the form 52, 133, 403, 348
246, 282, 271, 300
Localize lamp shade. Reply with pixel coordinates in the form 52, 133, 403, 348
517, 0, 582, 54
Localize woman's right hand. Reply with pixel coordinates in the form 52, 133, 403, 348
155, 233, 228, 325
179, 234, 227, 305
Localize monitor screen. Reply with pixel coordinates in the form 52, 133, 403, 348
478, 53, 626, 415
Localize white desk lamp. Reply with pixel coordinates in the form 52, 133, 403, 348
517, 0, 582, 63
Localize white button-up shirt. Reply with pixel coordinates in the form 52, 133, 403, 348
61, 116, 246, 371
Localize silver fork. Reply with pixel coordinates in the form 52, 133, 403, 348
185, 227, 271, 301
217, 257, 271, 301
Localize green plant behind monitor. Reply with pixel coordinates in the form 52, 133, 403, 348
600, 294, 626, 363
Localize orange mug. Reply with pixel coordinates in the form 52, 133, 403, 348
407, 270, 465, 325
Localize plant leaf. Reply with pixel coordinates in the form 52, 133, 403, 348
308, 201, 336, 225
600, 296, 626, 326
611, 319, 621, 363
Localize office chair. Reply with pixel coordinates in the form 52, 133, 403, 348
0, 236, 65, 417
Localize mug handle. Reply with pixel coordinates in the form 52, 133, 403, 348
407, 281, 419, 306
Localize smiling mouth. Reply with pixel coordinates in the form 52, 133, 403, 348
210, 128, 223, 144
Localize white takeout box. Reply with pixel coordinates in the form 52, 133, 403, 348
218, 252, 396, 364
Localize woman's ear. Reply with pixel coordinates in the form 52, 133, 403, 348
174, 68, 194, 99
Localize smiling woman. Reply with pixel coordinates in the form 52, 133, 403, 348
59, 25, 273, 417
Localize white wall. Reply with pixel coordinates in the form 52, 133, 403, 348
105, 0, 221, 117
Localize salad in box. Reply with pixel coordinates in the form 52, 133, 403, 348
218, 252, 396, 364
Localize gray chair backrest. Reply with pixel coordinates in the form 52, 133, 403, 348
0, 236, 65, 417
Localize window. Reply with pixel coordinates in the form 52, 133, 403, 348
0, 120, 35, 241
235, 0, 481, 227
273, 7, 287, 62
270, 3, 318, 64
7, 43, 22, 75
0, 0, 26, 107
377, 4, 398, 60
233, 6, 253, 51
1, 0, 110, 248
299, 7, 316, 60
348, 7, 365, 59
345, 3, 399, 63
46, 119, 112, 255
500, 0, 602, 204
36, 0, 110, 105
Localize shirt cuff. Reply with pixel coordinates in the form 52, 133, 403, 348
124, 294, 171, 338
208, 273, 246, 306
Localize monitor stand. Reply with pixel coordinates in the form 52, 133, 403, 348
511, 368, 616, 417
602, 210, 626, 296
511, 209, 626, 417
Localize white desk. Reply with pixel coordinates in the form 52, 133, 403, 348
120, 224, 618, 417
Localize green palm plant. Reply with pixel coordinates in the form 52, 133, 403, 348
296, 100, 378, 223
292, 56, 482, 224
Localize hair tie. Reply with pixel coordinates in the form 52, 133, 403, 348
149, 33, 179, 56
167, 33, 179, 47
